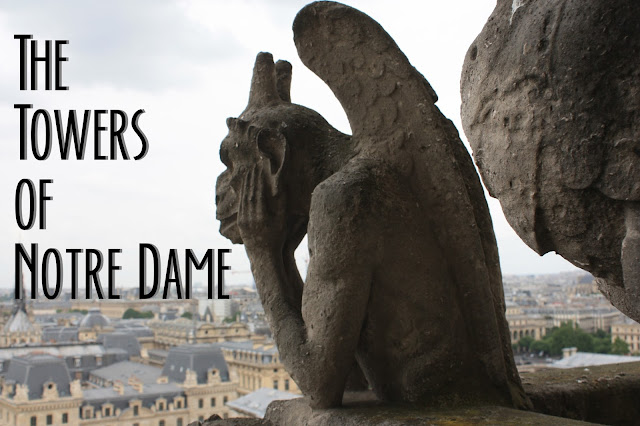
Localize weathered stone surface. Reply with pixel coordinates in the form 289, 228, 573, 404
203, 404, 595, 426
202, 365, 640, 425
263, 395, 594, 426
522, 361, 640, 425
461, 0, 640, 320
216, 0, 526, 411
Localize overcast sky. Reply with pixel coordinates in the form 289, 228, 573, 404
0, 0, 578, 295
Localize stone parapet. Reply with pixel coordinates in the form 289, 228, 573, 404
523, 361, 640, 425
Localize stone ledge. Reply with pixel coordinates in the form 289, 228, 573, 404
200, 362, 640, 425
263, 397, 594, 425
522, 361, 640, 425
201, 393, 594, 425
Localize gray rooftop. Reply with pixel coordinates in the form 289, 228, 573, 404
80, 309, 111, 328
148, 349, 168, 361
90, 361, 162, 385
0, 343, 129, 384
0, 343, 106, 359
36, 312, 84, 324
4, 310, 38, 333
112, 324, 154, 338
162, 344, 230, 384
83, 382, 183, 412
3, 354, 72, 400
42, 326, 79, 343
97, 332, 141, 357
83, 382, 182, 400
226, 387, 301, 418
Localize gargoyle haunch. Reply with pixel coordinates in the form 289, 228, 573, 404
216, 1, 528, 409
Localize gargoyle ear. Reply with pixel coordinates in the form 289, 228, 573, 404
226, 117, 248, 132
256, 128, 287, 195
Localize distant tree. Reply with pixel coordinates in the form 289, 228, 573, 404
530, 339, 551, 355
593, 329, 608, 339
575, 330, 595, 353
593, 337, 612, 354
181, 312, 193, 319
517, 336, 534, 352
512, 323, 625, 357
122, 308, 136, 319
524, 322, 595, 356
223, 312, 240, 323
592, 330, 612, 354
122, 308, 153, 319
544, 321, 594, 355
611, 337, 630, 355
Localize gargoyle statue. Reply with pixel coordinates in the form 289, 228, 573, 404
216, 1, 529, 409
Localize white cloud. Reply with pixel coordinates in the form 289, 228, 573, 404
1, 0, 245, 92
0, 0, 578, 293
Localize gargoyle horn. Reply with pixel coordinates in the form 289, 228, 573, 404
245, 52, 289, 112
276, 60, 292, 103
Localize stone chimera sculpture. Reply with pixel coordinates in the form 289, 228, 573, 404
216, 1, 528, 409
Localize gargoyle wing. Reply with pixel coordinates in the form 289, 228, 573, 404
294, 1, 529, 408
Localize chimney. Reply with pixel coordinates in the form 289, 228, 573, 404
2, 382, 13, 397
129, 376, 143, 393
208, 368, 221, 385
113, 380, 125, 395
183, 369, 198, 386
